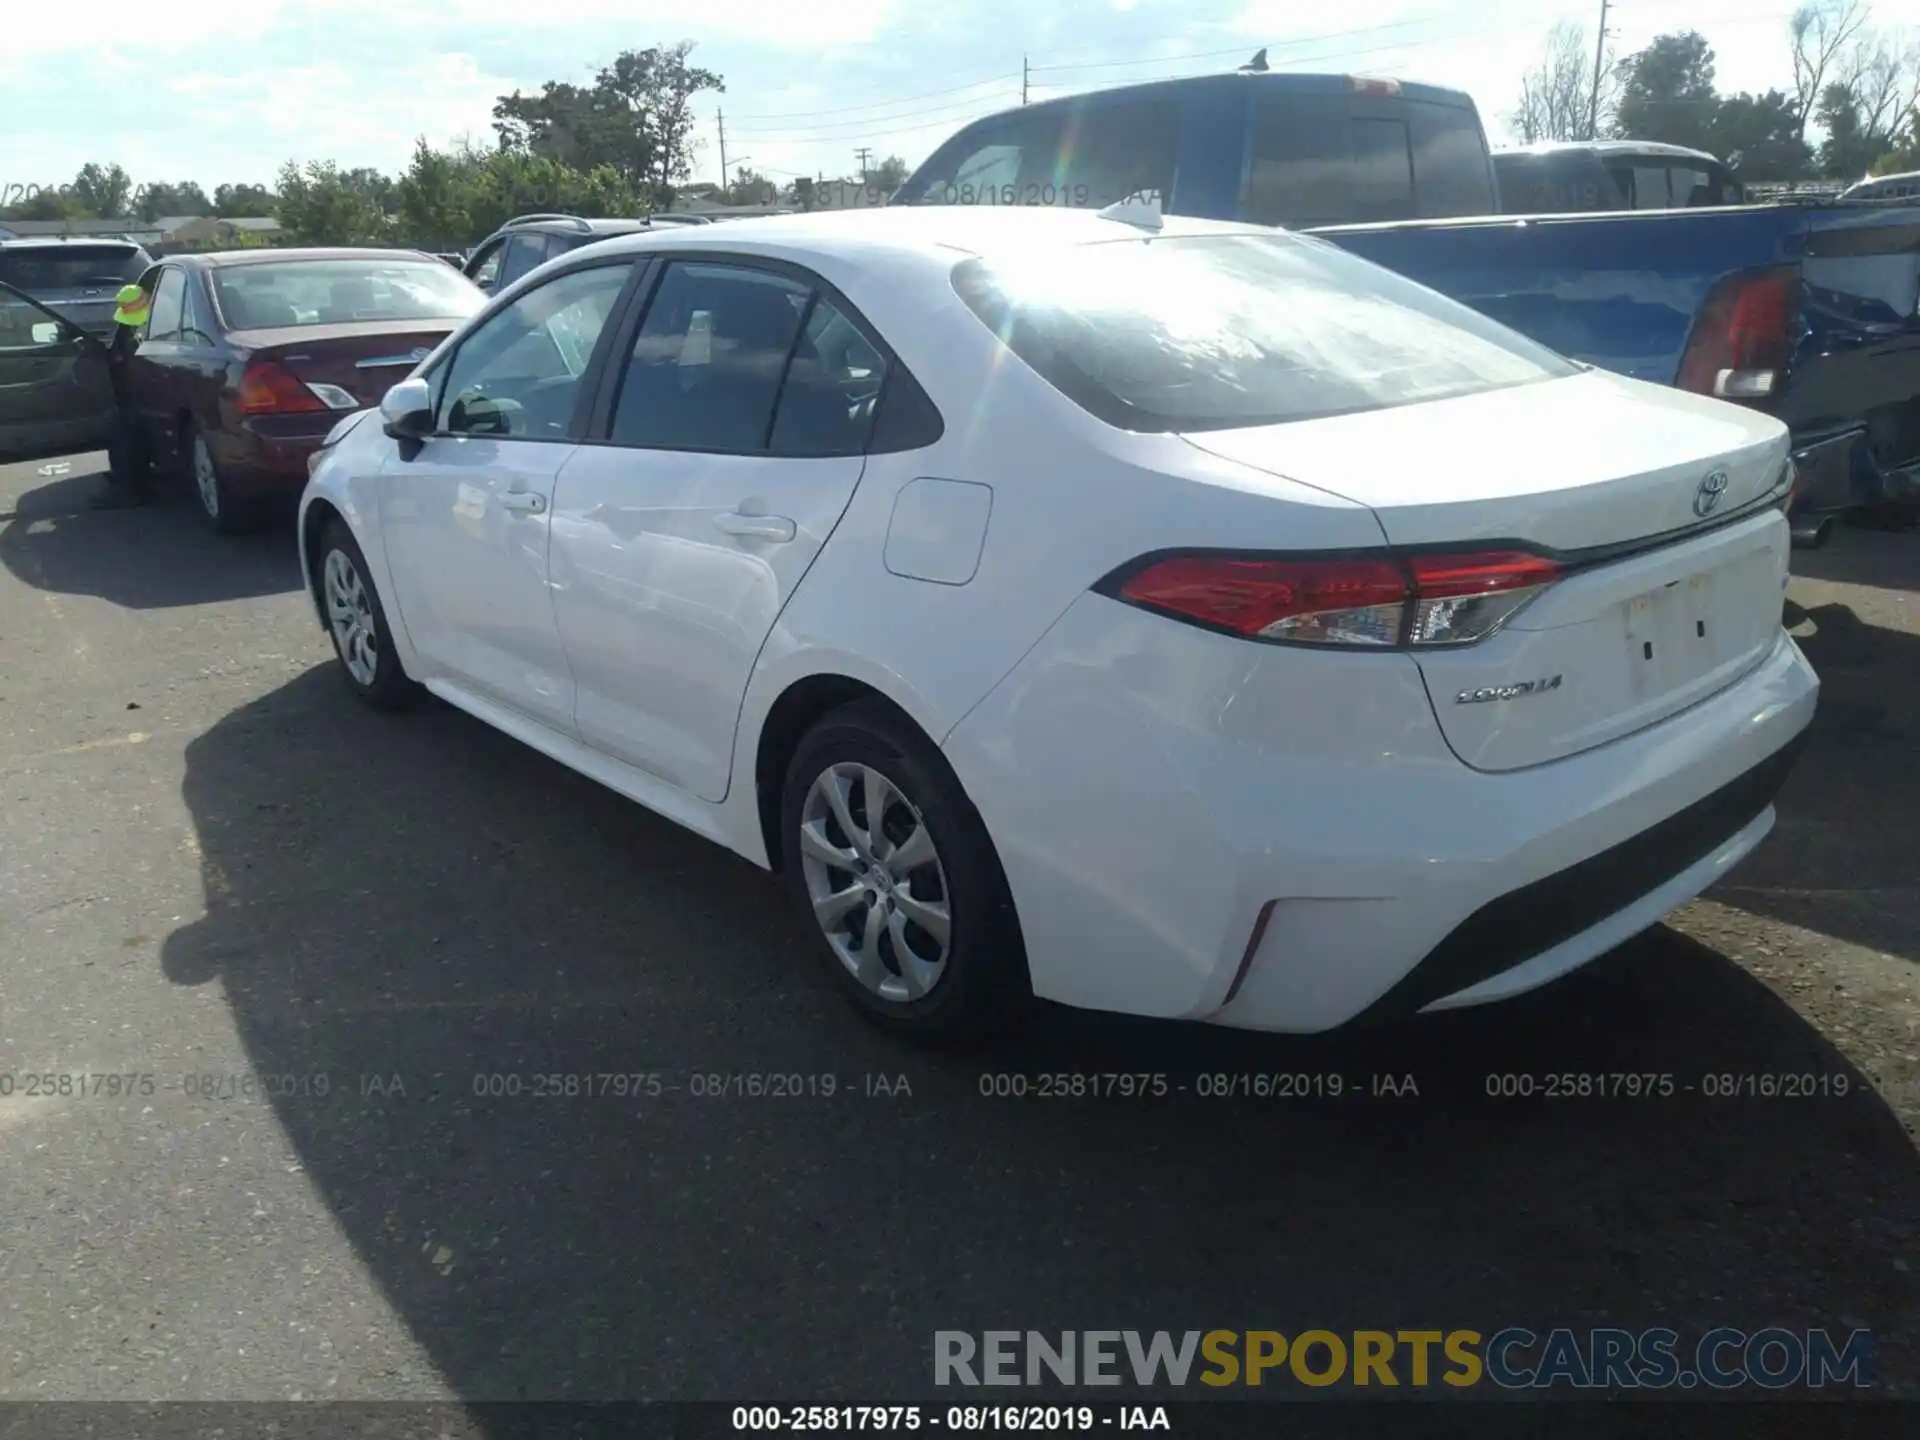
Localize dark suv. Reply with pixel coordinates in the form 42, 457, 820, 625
462, 214, 668, 295
0, 237, 153, 338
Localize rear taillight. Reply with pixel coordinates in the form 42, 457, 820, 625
1676, 267, 1797, 403
238, 361, 326, 415
1111, 549, 1561, 649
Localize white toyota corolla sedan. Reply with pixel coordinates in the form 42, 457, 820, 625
298, 204, 1818, 1041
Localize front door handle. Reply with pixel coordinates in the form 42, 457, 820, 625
713, 511, 795, 542
502, 491, 547, 515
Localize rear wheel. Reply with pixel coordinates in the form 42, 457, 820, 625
186, 423, 258, 534
780, 701, 1029, 1044
319, 519, 418, 710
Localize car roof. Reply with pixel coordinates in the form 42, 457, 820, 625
986, 70, 1479, 127
498, 216, 651, 236
1495, 140, 1723, 164
0, 236, 145, 250
572, 204, 1276, 274
166, 247, 440, 269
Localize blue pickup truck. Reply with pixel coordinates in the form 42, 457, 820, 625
895, 70, 1920, 538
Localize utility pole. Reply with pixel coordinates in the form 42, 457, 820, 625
1586, 0, 1610, 141
717, 110, 728, 191
854, 147, 873, 184
1022, 55, 1029, 105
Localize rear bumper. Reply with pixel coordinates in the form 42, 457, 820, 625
944, 593, 1820, 1034
1791, 425, 1920, 518
1348, 732, 1804, 1024
210, 416, 337, 495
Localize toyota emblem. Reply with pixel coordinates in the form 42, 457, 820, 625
1694, 469, 1730, 517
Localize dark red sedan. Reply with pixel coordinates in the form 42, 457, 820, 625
125, 248, 485, 531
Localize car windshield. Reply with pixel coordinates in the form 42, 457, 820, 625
212, 258, 485, 330
951, 232, 1578, 432
0, 245, 147, 292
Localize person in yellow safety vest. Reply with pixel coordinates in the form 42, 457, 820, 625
101, 282, 153, 507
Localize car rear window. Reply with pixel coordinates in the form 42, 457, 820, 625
0, 245, 147, 291
211, 259, 484, 330
950, 232, 1577, 433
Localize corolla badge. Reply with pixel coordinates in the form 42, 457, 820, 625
1456, 675, 1563, 705
1693, 469, 1730, 517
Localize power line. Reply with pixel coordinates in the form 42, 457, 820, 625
1026, 15, 1464, 75
724, 95, 1026, 147
725, 88, 1029, 139
723, 72, 1022, 123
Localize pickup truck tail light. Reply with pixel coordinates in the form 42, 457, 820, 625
1104, 549, 1562, 649
1677, 266, 1798, 403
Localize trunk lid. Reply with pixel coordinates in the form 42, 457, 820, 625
1180, 369, 1794, 772
232, 322, 455, 407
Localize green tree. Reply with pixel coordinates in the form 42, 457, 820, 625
869, 154, 910, 193
492, 41, 722, 208
69, 163, 134, 218
212, 182, 279, 215
461, 149, 641, 238
1817, 81, 1880, 177
725, 165, 776, 205
395, 139, 480, 250
1613, 31, 1720, 152
274, 160, 394, 245
0, 187, 85, 222
134, 181, 213, 221
1709, 90, 1813, 180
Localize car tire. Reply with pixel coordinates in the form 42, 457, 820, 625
780, 700, 1030, 1045
318, 518, 419, 711
185, 423, 258, 535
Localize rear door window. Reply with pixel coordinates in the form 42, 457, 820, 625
609, 261, 810, 451
145, 268, 186, 342
500, 233, 552, 286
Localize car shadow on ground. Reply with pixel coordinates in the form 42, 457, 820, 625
0, 470, 301, 609
160, 667, 1920, 1403
1706, 596, 1920, 964
1793, 527, 1920, 593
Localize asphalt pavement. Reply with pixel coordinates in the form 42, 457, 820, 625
1, 455, 1917, 1406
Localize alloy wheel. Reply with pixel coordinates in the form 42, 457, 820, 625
798, 762, 952, 1002
192, 436, 220, 518
323, 548, 379, 687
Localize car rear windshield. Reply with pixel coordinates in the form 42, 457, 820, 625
211, 259, 484, 330
0, 245, 147, 292
950, 233, 1578, 432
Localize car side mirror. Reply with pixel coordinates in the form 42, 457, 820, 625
380, 377, 434, 447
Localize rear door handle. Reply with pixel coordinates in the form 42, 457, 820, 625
713, 511, 796, 542
502, 491, 547, 515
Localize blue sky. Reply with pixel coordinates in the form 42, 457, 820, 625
0, 0, 1911, 197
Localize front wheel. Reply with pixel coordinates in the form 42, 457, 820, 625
318, 519, 418, 710
780, 701, 1029, 1044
